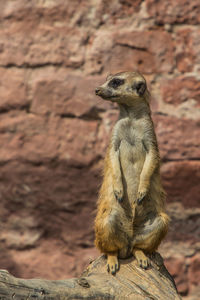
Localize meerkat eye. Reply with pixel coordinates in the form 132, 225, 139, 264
108, 78, 125, 89
133, 81, 146, 96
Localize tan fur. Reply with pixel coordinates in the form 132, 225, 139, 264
94, 71, 169, 274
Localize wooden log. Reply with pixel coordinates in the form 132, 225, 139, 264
0, 253, 181, 299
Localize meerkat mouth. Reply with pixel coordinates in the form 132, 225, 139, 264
101, 94, 119, 100
95, 87, 119, 101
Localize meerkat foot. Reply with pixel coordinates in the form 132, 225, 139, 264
107, 253, 119, 275
133, 249, 150, 270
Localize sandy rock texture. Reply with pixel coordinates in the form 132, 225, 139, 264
0, 1, 199, 299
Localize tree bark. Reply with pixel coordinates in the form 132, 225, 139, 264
0, 252, 181, 299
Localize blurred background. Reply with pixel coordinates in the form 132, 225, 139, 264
0, 0, 199, 299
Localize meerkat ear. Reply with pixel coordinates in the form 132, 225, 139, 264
106, 74, 113, 81
133, 81, 146, 96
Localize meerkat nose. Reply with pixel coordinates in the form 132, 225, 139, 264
95, 87, 101, 95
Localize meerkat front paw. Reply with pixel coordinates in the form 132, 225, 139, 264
136, 186, 148, 205
113, 184, 124, 203
137, 191, 146, 205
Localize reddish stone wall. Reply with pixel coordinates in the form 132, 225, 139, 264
0, 1, 199, 298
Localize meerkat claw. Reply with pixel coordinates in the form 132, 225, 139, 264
107, 255, 119, 275
111, 267, 116, 275
137, 195, 145, 205
137, 191, 147, 205
140, 257, 150, 269
107, 263, 117, 275
114, 190, 123, 203
107, 264, 110, 273
133, 249, 151, 270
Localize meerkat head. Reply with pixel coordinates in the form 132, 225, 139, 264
95, 71, 149, 105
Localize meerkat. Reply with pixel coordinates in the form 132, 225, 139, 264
94, 71, 169, 275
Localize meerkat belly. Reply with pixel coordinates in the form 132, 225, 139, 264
119, 139, 145, 202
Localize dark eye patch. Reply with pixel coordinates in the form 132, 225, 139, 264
108, 78, 125, 89
132, 81, 146, 96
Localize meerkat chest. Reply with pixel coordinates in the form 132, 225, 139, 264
118, 120, 145, 146
113, 119, 146, 161
120, 132, 145, 163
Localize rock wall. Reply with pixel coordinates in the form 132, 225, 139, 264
0, 1, 199, 299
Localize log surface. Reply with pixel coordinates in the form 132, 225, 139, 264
0, 253, 181, 299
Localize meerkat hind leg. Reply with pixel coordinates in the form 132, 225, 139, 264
132, 213, 169, 269
133, 249, 150, 269
107, 252, 119, 275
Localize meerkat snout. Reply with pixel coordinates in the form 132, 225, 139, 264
95, 85, 114, 100
95, 87, 100, 95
